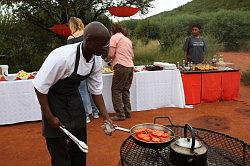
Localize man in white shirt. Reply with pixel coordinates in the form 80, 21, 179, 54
33, 21, 113, 166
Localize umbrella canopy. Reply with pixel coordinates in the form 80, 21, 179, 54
108, 6, 140, 17
48, 24, 71, 37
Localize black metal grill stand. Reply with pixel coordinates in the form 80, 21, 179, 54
120, 125, 250, 166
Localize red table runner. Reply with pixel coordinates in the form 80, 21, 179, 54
181, 70, 240, 105
181, 74, 201, 105
201, 73, 222, 102
221, 72, 240, 100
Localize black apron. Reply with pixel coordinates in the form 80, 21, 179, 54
42, 44, 95, 138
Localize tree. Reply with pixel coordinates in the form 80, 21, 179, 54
0, 0, 155, 72
0, 0, 154, 35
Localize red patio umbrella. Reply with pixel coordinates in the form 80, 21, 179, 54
48, 24, 71, 37
108, 6, 140, 17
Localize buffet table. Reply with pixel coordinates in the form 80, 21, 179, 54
0, 69, 185, 125
181, 70, 240, 105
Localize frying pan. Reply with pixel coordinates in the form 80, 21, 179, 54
115, 123, 175, 149
60, 126, 88, 153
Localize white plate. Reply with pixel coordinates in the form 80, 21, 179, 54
4, 75, 16, 81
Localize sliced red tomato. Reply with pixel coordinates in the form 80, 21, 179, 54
136, 133, 147, 140
145, 128, 154, 133
152, 130, 159, 136
135, 128, 170, 143
134, 128, 146, 134
152, 130, 164, 137
148, 134, 157, 139
151, 137, 161, 142
142, 135, 151, 142
156, 131, 165, 137
161, 132, 169, 138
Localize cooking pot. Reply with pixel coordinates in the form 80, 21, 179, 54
169, 124, 207, 166
115, 123, 175, 149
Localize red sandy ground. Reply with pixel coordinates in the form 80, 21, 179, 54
0, 52, 249, 166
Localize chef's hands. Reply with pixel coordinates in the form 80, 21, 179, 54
101, 119, 115, 136
48, 116, 63, 129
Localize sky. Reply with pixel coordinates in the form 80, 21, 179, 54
112, 0, 192, 21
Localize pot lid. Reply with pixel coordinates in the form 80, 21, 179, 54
176, 138, 202, 149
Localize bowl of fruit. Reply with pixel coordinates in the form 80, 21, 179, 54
16, 70, 29, 80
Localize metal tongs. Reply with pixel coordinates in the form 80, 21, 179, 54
60, 126, 88, 153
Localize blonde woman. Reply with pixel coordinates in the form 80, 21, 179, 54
67, 17, 84, 44
67, 17, 99, 123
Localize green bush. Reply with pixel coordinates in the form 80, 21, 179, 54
206, 10, 250, 51
151, 14, 221, 63
126, 10, 250, 52
133, 40, 165, 65
133, 39, 185, 65
132, 36, 221, 66
157, 14, 208, 49
121, 19, 140, 37
241, 70, 250, 86
134, 20, 160, 44
157, 33, 221, 64
1, 7, 250, 72
0, 15, 64, 73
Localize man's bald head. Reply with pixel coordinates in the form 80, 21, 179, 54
83, 21, 110, 40
82, 21, 110, 58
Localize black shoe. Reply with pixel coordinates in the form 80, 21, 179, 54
125, 112, 131, 118
111, 115, 126, 121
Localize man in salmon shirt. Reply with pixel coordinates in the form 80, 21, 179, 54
108, 23, 134, 121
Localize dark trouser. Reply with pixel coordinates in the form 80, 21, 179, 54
45, 126, 87, 166
111, 64, 134, 116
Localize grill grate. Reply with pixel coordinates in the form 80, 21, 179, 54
120, 125, 250, 166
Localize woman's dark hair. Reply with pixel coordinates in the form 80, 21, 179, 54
111, 23, 127, 36
192, 24, 202, 30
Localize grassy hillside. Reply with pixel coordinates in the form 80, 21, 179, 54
121, 0, 250, 65
152, 0, 250, 18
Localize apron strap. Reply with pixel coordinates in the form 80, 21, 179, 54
74, 43, 96, 77
88, 57, 95, 76
73, 44, 81, 73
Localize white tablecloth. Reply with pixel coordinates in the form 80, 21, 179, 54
0, 70, 185, 125
0, 80, 41, 125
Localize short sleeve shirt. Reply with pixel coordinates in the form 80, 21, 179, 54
33, 42, 103, 95
109, 33, 134, 67
183, 36, 207, 64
